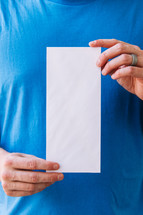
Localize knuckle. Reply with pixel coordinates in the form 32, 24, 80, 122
101, 52, 108, 61
10, 182, 16, 190
122, 54, 131, 64
46, 175, 52, 182
27, 159, 37, 170
46, 163, 51, 170
44, 175, 49, 182
106, 62, 112, 71
3, 156, 13, 167
2, 181, 8, 190
1, 170, 11, 180
31, 174, 38, 183
49, 176, 54, 182
134, 45, 141, 50
128, 66, 134, 74
116, 43, 125, 52
112, 38, 118, 43
102, 51, 108, 58
98, 39, 104, 45
11, 172, 16, 181
27, 184, 35, 192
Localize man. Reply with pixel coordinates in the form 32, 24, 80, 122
0, 0, 143, 214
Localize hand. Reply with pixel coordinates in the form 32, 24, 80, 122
0, 152, 64, 197
89, 39, 143, 100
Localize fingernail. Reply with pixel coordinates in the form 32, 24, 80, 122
96, 59, 101, 66
89, 41, 96, 46
111, 74, 115, 79
53, 164, 59, 170
102, 70, 106, 75
58, 174, 64, 181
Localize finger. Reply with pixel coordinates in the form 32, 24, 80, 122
2, 181, 53, 192
2, 170, 64, 183
5, 190, 41, 197
96, 43, 141, 67
89, 39, 122, 48
111, 66, 143, 79
102, 54, 133, 76
108, 65, 126, 76
89, 39, 141, 50
4, 155, 60, 171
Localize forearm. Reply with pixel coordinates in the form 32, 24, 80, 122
0, 148, 9, 182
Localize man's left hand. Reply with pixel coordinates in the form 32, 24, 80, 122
89, 39, 143, 100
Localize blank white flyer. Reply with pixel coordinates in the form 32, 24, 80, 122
46, 47, 101, 173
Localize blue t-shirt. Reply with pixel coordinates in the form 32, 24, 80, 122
0, 0, 143, 214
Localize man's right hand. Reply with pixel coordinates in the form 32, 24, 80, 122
0, 151, 64, 197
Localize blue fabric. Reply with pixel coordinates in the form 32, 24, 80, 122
0, 0, 143, 214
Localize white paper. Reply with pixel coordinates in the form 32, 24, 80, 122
46, 47, 101, 173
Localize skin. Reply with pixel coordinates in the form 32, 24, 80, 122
0, 148, 64, 197
0, 39, 143, 198
89, 39, 143, 101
